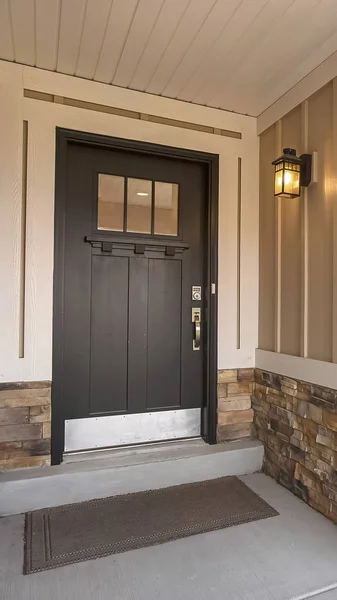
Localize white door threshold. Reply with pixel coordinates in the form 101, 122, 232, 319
0, 439, 264, 516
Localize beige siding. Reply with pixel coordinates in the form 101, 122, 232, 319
259, 79, 337, 364
307, 83, 334, 362
259, 124, 276, 351
280, 106, 302, 356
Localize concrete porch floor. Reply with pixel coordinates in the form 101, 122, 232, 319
1, 473, 337, 600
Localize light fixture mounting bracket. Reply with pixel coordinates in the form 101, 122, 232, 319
299, 153, 312, 188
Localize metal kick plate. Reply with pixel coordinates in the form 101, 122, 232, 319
192, 286, 201, 301
64, 408, 201, 452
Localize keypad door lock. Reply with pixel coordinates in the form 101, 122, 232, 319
192, 286, 201, 301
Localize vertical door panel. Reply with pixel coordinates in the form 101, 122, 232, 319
89, 255, 129, 414
147, 258, 182, 410
128, 257, 149, 413
63, 147, 93, 419
179, 166, 205, 411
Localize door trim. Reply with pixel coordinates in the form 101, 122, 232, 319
52, 128, 219, 465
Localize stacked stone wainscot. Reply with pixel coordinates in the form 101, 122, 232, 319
0, 370, 254, 471
252, 369, 337, 524
217, 368, 254, 441
0, 381, 51, 470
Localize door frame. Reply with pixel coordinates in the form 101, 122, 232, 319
51, 127, 219, 465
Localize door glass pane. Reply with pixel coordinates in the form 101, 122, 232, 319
154, 182, 178, 236
97, 174, 124, 231
127, 178, 152, 234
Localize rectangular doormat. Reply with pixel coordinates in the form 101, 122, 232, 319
24, 476, 278, 574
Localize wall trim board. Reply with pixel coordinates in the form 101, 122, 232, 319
255, 349, 337, 390
257, 52, 337, 134
236, 157, 242, 350
18, 63, 256, 136
300, 100, 309, 358
333, 79, 337, 363
23, 89, 242, 139
19, 120, 28, 359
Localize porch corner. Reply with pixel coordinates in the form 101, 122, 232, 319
251, 368, 337, 525
217, 368, 254, 442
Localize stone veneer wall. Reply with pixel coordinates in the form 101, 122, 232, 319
0, 381, 51, 470
217, 368, 254, 441
252, 369, 337, 524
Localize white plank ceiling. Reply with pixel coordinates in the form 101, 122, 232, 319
1, 0, 337, 116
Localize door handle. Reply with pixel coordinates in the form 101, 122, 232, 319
192, 308, 201, 351
194, 319, 201, 351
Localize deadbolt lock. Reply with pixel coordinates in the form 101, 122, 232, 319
192, 286, 201, 301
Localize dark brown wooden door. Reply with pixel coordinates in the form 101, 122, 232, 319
57, 139, 210, 452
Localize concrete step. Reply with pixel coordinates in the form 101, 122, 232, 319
0, 439, 264, 516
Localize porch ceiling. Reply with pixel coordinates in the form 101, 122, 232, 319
1, 0, 337, 117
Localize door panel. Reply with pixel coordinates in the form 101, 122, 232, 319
90, 255, 129, 415
127, 257, 148, 414
59, 140, 209, 451
63, 147, 93, 420
147, 258, 182, 410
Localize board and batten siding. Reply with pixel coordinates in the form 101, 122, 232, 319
258, 123, 276, 352
258, 79, 337, 365
280, 105, 302, 358
0, 60, 259, 384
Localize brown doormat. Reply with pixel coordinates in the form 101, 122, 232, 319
24, 476, 278, 574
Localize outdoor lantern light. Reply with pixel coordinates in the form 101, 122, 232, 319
272, 148, 312, 198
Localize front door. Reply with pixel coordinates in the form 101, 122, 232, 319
53, 131, 218, 459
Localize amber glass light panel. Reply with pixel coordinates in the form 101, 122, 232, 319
274, 164, 283, 195
97, 174, 124, 231
127, 178, 152, 233
274, 163, 300, 198
154, 182, 179, 236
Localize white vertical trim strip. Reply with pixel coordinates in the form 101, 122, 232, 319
275, 120, 282, 353
18, 120, 28, 358
236, 156, 242, 350
301, 100, 309, 358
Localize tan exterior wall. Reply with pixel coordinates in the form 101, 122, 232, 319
259, 79, 337, 364
258, 123, 276, 352
0, 59, 259, 471
256, 78, 337, 523
0, 60, 259, 384
279, 105, 302, 357
307, 84, 334, 362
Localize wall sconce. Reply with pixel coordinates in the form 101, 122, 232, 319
272, 148, 312, 198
